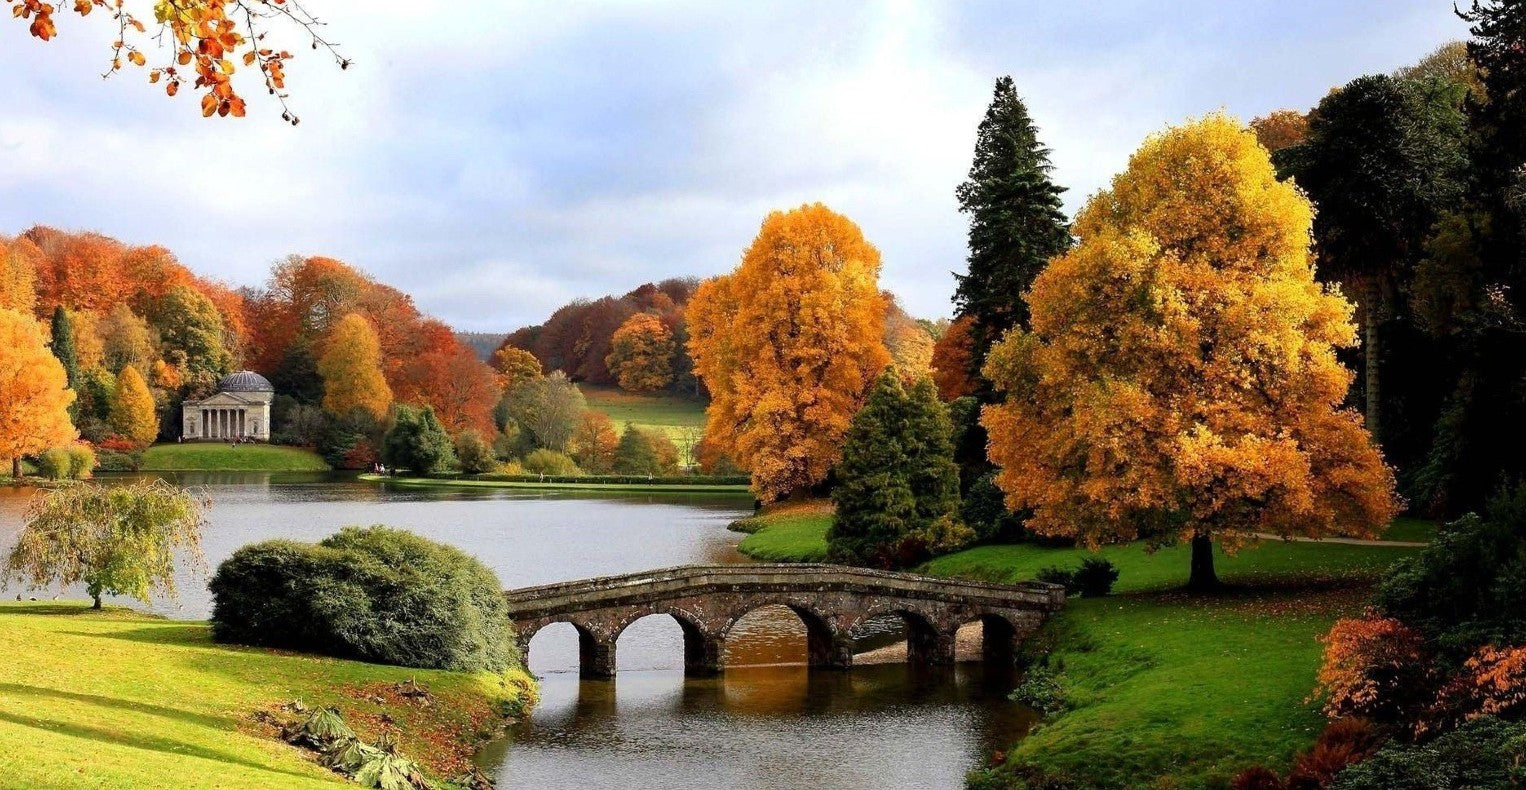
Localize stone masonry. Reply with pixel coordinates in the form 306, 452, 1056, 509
504, 564, 1066, 679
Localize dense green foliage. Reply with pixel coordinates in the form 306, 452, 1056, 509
828, 373, 964, 568
151, 285, 232, 377
611, 423, 679, 476
1330, 716, 1526, 789
951, 76, 1072, 385
47, 305, 78, 391
453, 429, 496, 474
1375, 484, 1526, 661
381, 404, 456, 474
209, 526, 517, 672
520, 448, 581, 476
502, 371, 585, 452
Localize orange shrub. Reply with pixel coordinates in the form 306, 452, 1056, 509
1314, 615, 1432, 726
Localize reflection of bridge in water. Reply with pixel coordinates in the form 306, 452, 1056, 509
505, 564, 1066, 678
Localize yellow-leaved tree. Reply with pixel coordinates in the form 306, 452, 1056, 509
0, 308, 76, 477
687, 203, 891, 500
981, 114, 1397, 589
110, 366, 158, 449
318, 312, 393, 421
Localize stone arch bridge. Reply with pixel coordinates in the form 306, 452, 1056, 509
505, 564, 1065, 678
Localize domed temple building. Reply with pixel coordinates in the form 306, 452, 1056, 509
180, 371, 276, 441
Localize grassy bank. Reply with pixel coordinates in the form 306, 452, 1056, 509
989, 585, 1370, 788
140, 443, 330, 472
733, 500, 1429, 787
362, 473, 750, 494
731, 500, 833, 562
0, 602, 534, 789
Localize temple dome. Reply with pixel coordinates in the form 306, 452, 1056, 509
217, 370, 274, 393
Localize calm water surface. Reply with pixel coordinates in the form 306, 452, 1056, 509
0, 473, 1030, 789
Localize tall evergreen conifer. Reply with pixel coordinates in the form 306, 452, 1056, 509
828, 372, 963, 568
952, 76, 1072, 390
48, 306, 79, 391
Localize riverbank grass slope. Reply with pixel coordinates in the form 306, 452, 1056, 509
733, 501, 1429, 787
140, 443, 330, 472
731, 500, 833, 562
0, 602, 533, 789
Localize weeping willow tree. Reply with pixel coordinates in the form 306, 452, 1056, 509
4, 480, 207, 608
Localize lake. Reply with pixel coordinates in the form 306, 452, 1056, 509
0, 472, 1030, 789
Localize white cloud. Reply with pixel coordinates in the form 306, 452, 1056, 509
0, 0, 1469, 330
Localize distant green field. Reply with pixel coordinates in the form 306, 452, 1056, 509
140, 443, 330, 472
580, 385, 708, 461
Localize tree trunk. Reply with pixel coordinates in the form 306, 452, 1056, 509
1188, 532, 1219, 591
10, 457, 18, 479
91, 594, 102, 610
1364, 279, 1383, 444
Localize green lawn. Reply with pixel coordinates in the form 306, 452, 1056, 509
140, 443, 330, 472
580, 385, 707, 460
0, 603, 534, 789
986, 587, 1369, 788
734, 501, 1429, 788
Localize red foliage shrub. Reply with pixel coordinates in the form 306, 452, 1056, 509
95, 436, 142, 454
1286, 717, 1381, 789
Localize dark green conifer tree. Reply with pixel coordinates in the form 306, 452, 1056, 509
952, 76, 1072, 390
828, 373, 962, 568
48, 306, 79, 390
612, 423, 661, 476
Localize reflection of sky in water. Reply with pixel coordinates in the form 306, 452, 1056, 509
0, 472, 1031, 788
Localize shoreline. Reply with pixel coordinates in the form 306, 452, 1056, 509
360, 472, 752, 495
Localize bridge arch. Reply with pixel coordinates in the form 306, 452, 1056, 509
718, 598, 852, 670
612, 606, 723, 676
847, 605, 955, 666
521, 619, 617, 679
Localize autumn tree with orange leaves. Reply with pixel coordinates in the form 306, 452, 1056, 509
317, 313, 391, 421
7, 0, 348, 123
687, 204, 890, 500
930, 314, 977, 401
0, 308, 76, 477
606, 312, 675, 393
981, 115, 1397, 590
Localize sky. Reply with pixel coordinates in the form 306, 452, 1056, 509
0, 1, 1471, 332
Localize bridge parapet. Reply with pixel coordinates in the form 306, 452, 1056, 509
506, 563, 1064, 678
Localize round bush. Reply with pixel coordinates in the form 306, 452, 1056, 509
66, 444, 96, 480
520, 448, 581, 476
209, 526, 516, 672
33, 447, 71, 480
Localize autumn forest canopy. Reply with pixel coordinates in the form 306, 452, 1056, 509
0, 4, 1521, 579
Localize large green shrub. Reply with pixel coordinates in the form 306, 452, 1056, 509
33, 447, 72, 480
209, 526, 516, 672
520, 448, 581, 476
1330, 716, 1526, 789
1375, 484, 1526, 660
66, 444, 96, 480
381, 405, 456, 474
